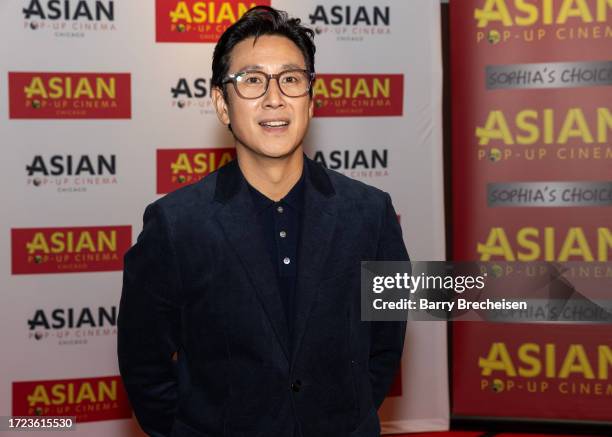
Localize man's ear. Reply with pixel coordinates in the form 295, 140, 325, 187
211, 86, 230, 126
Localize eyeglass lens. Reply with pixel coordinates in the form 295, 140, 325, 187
235, 71, 310, 98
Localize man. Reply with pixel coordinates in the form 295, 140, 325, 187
118, 6, 408, 437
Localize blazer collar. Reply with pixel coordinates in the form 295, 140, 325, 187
213, 154, 335, 205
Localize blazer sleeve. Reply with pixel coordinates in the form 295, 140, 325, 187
118, 203, 182, 437
369, 192, 409, 409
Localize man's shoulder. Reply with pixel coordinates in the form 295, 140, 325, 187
149, 170, 219, 221
320, 163, 389, 208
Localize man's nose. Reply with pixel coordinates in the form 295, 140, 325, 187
262, 77, 285, 108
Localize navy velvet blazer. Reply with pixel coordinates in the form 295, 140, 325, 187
118, 156, 409, 437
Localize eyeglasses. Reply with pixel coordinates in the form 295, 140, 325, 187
222, 69, 315, 99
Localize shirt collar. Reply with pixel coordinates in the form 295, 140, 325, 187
246, 165, 305, 214
248, 182, 274, 214
281, 169, 305, 213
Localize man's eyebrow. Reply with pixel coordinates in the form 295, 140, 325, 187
234, 63, 307, 72
235, 64, 264, 71
281, 63, 306, 69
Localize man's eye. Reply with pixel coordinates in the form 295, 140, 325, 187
282, 75, 300, 84
244, 76, 263, 84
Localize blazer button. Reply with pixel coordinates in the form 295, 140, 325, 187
291, 380, 302, 392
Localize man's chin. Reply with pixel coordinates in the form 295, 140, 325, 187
262, 148, 298, 159
238, 142, 302, 160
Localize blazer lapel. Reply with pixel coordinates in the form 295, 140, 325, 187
214, 161, 290, 361
291, 158, 338, 365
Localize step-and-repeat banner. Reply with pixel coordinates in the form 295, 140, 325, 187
451, 0, 611, 424
0, 1, 446, 435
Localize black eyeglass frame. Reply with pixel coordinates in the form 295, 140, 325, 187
222, 69, 316, 99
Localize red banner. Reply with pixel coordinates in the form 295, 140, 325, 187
11, 226, 132, 274
453, 323, 612, 421
12, 376, 131, 422
451, 0, 611, 423
9, 72, 131, 119
156, 0, 270, 43
313, 74, 404, 117
156, 147, 236, 194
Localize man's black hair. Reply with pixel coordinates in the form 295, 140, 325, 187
212, 6, 315, 98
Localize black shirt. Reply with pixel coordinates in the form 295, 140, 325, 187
247, 170, 305, 338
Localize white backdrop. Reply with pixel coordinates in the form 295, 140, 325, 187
0, 1, 447, 435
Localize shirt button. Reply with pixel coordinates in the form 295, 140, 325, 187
277, 205, 284, 213
283, 257, 290, 265
279, 231, 287, 238
291, 380, 302, 392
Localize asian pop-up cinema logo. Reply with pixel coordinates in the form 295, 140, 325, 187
28, 305, 117, 345
156, 0, 271, 43
476, 225, 612, 262
11, 226, 132, 274
22, 0, 117, 37
473, 0, 612, 44
308, 4, 391, 41
312, 148, 389, 178
8, 72, 131, 119
157, 147, 236, 194
171, 77, 214, 114
26, 154, 118, 193
312, 74, 403, 117
476, 105, 612, 163
479, 340, 612, 398
12, 376, 131, 422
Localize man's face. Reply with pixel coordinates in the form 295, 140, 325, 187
212, 35, 314, 159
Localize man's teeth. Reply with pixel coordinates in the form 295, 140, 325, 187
260, 121, 289, 127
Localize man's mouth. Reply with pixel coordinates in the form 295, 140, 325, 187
259, 120, 290, 128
